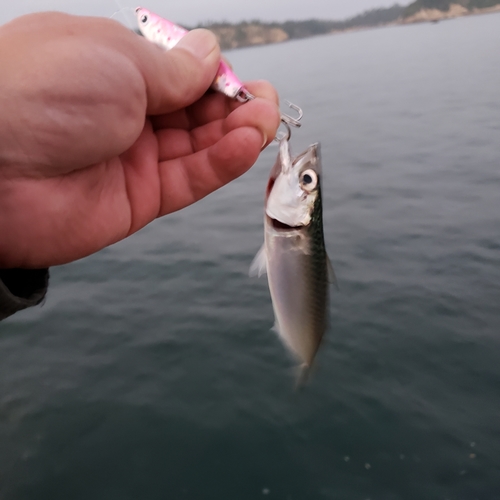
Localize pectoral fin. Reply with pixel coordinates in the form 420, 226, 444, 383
249, 244, 267, 277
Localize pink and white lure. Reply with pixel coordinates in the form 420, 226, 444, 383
135, 7, 254, 102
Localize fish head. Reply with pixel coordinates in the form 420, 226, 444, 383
266, 140, 321, 228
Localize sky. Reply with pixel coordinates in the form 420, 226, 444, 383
1, 0, 409, 26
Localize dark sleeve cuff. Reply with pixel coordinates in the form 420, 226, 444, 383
0, 268, 49, 320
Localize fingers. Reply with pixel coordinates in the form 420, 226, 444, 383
151, 79, 280, 130
155, 94, 280, 214
245, 80, 280, 106
222, 96, 280, 148
157, 126, 264, 215
156, 96, 280, 161
136, 29, 222, 115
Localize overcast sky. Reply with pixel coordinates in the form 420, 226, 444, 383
1, 0, 409, 26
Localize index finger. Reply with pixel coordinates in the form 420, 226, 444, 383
151, 80, 280, 131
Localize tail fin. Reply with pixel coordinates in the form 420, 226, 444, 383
294, 363, 310, 390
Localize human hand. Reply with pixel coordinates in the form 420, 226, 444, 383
0, 12, 280, 268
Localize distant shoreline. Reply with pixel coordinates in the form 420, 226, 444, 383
201, 4, 500, 51
328, 5, 500, 40
401, 3, 500, 24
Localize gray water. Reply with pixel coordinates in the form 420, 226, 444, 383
1, 12, 500, 500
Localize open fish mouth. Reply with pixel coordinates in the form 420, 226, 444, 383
269, 217, 300, 231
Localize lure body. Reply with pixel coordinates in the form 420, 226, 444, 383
135, 7, 252, 101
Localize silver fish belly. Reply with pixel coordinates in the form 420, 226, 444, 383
251, 138, 334, 368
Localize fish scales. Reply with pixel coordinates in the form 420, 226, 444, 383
305, 185, 329, 353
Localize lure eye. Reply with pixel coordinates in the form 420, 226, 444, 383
140, 14, 148, 24
300, 169, 318, 192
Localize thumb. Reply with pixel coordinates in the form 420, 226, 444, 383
138, 29, 221, 115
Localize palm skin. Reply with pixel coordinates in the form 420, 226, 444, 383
0, 12, 280, 268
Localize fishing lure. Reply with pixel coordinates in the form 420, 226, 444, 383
135, 7, 302, 129
135, 7, 252, 102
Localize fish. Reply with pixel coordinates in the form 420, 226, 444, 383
135, 7, 253, 102
250, 138, 336, 375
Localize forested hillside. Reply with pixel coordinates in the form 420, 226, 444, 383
175, 1, 500, 49
404, 0, 500, 16
196, 5, 406, 49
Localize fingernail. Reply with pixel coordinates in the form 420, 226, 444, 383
177, 29, 217, 60
261, 133, 268, 149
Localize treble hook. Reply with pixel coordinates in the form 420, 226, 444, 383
274, 101, 303, 142
280, 100, 303, 129
236, 92, 303, 142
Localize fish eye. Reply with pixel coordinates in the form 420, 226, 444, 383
300, 169, 318, 192
140, 14, 148, 24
